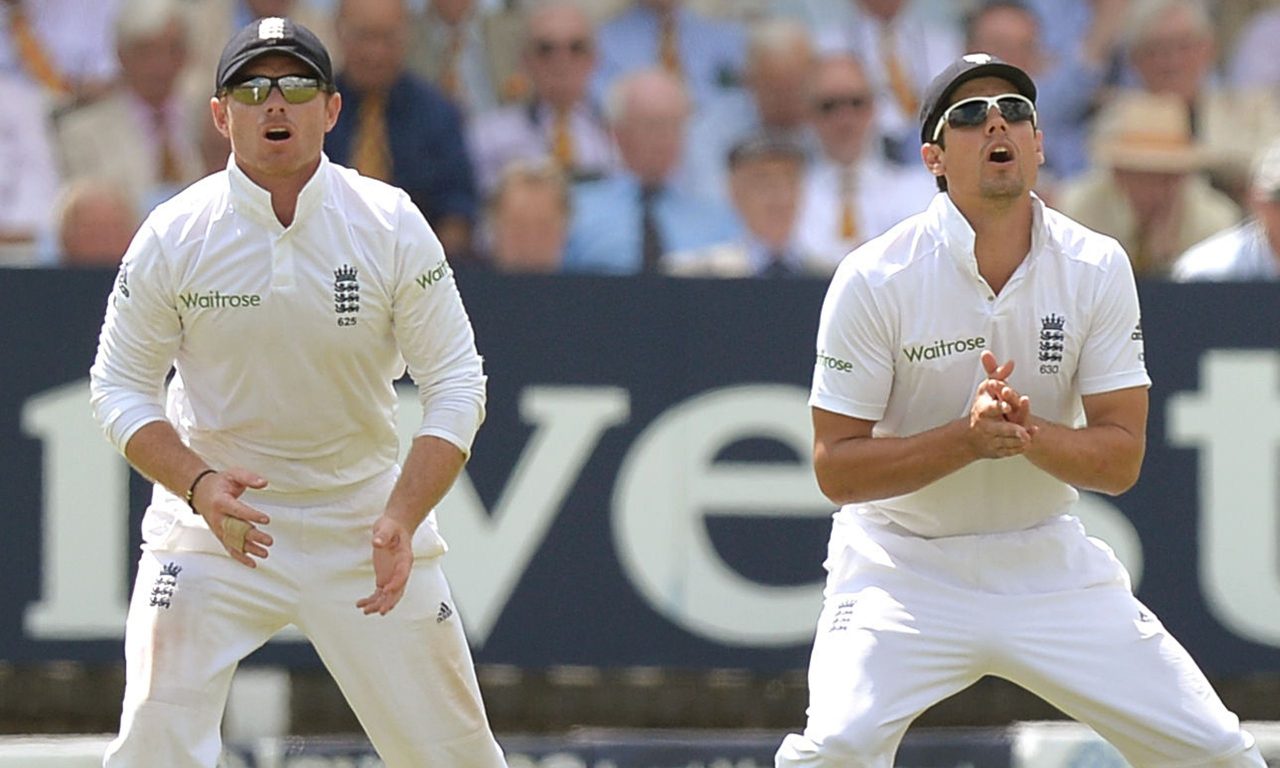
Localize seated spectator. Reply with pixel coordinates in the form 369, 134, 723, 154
483, 159, 570, 273
467, 1, 615, 194
0, 72, 60, 266
0, 0, 120, 104
783, 0, 960, 166
407, 0, 512, 115
592, 0, 746, 110
794, 52, 933, 267
326, 0, 479, 260
54, 178, 140, 268
666, 134, 824, 277
55, 0, 202, 214
1056, 92, 1241, 278
964, 0, 1123, 185
680, 17, 818, 204
563, 69, 738, 274
1173, 138, 1280, 282
1121, 0, 1280, 203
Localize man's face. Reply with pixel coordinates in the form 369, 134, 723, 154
1113, 168, 1184, 222
613, 74, 688, 184
748, 40, 814, 129
338, 0, 408, 92
118, 18, 187, 107
491, 181, 567, 273
211, 54, 341, 183
729, 155, 804, 248
808, 56, 875, 165
966, 7, 1042, 74
1129, 7, 1213, 101
925, 76, 1043, 202
523, 6, 595, 109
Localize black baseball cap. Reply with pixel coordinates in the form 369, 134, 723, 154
919, 53, 1036, 144
215, 17, 333, 91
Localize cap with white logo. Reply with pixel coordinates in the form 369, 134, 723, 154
215, 17, 333, 91
918, 53, 1037, 145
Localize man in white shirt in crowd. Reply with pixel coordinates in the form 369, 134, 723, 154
794, 52, 933, 268
89, 17, 506, 768
1174, 137, 1280, 282
776, 52, 1264, 768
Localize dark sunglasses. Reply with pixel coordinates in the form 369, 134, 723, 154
223, 75, 327, 106
814, 94, 872, 114
532, 38, 591, 57
931, 93, 1036, 142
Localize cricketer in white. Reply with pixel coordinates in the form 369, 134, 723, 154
776, 54, 1265, 768
89, 16, 506, 768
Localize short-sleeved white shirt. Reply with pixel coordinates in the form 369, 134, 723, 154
810, 192, 1150, 537
90, 155, 486, 552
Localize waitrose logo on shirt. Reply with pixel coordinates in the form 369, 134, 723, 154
178, 290, 262, 309
902, 335, 986, 362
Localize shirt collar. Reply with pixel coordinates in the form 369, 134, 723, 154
227, 153, 331, 230
930, 191, 1047, 274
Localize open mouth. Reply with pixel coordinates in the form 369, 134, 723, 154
987, 146, 1014, 164
264, 127, 292, 142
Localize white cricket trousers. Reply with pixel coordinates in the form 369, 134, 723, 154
776, 513, 1265, 768
103, 472, 507, 768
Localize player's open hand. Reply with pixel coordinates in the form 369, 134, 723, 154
359, 515, 413, 616
191, 468, 271, 567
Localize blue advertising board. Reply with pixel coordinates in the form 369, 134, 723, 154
1, 268, 1277, 677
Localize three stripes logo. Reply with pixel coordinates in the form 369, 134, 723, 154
436, 602, 454, 624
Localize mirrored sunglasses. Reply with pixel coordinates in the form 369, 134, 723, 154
225, 75, 326, 106
932, 93, 1036, 142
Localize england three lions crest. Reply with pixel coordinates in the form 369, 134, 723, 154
1038, 313, 1065, 374
334, 264, 360, 327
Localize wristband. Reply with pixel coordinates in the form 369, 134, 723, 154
185, 469, 217, 515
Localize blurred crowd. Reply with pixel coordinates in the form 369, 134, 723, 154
2, 0, 1278, 281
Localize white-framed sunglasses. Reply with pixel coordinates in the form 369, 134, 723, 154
931, 93, 1037, 143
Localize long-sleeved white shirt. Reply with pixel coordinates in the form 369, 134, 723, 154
90, 155, 486, 549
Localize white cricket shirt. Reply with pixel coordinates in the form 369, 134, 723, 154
90, 155, 486, 551
811, 192, 1150, 537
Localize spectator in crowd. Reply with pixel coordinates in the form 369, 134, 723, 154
1121, 0, 1280, 202
964, 0, 1125, 184
592, 0, 747, 110
1174, 137, 1280, 282
795, 52, 934, 267
1057, 91, 1241, 277
483, 158, 570, 273
182, 0, 337, 109
55, 0, 202, 214
563, 69, 738, 274
0, 72, 60, 266
782, 0, 960, 166
326, 0, 478, 260
0, 0, 120, 104
680, 17, 818, 204
407, 0, 511, 115
53, 178, 139, 268
666, 134, 824, 277
467, 1, 615, 194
